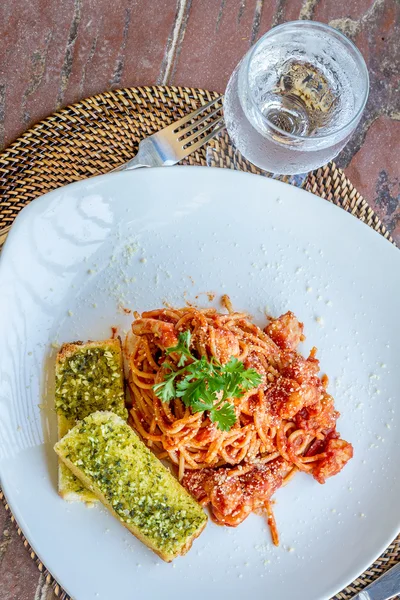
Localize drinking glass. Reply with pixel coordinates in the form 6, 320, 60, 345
223, 21, 369, 175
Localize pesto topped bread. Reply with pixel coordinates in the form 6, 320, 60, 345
54, 411, 207, 561
55, 339, 127, 502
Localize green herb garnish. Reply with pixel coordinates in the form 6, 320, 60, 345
153, 331, 262, 431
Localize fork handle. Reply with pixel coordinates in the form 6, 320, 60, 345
113, 137, 165, 171
353, 562, 400, 600
111, 154, 149, 172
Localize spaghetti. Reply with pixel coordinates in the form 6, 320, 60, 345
126, 297, 353, 544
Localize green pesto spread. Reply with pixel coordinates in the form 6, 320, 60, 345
55, 344, 127, 499
55, 346, 127, 421
59, 413, 206, 554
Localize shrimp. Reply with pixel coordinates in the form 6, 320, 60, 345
267, 376, 322, 420
265, 311, 304, 351
312, 438, 354, 484
210, 326, 240, 364
295, 393, 339, 433
131, 318, 178, 349
183, 459, 286, 527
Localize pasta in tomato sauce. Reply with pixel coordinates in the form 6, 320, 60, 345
126, 296, 353, 545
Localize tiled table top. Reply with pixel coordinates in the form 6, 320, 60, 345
0, 1, 399, 599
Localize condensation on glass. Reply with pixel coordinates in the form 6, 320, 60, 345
224, 21, 369, 175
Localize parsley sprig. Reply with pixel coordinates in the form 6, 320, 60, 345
153, 331, 262, 431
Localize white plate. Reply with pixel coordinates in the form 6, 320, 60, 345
0, 167, 399, 600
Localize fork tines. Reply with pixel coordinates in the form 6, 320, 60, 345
167, 95, 225, 155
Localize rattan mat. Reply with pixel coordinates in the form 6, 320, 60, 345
0, 85, 397, 599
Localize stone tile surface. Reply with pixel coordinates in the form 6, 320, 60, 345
0, 503, 44, 600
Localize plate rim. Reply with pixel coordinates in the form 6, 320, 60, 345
2, 166, 399, 259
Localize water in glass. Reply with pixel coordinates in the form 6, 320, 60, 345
224, 21, 369, 174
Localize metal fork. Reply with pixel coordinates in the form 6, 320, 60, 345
0, 95, 225, 247
349, 562, 400, 600
113, 94, 224, 170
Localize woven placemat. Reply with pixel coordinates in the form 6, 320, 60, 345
0, 85, 397, 599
